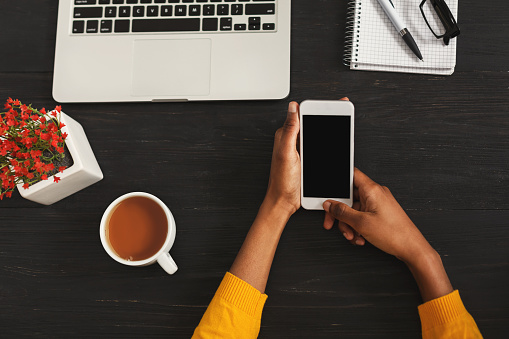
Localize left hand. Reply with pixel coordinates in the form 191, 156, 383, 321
264, 101, 301, 217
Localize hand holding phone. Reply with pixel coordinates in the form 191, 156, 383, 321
300, 100, 354, 210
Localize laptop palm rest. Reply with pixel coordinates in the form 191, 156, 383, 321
132, 39, 211, 98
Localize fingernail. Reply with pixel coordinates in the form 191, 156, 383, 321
355, 239, 363, 245
288, 102, 298, 113
323, 201, 331, 211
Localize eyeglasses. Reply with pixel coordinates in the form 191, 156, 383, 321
419, 0, 460, 45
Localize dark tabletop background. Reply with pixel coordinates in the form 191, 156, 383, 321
1, 0, 508, 338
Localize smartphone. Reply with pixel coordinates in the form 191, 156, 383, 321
300, 100, 354, 210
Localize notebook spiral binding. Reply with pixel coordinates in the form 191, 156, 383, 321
343, 0, 362, 67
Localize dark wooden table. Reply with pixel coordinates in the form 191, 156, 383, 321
1, 1, 508, 338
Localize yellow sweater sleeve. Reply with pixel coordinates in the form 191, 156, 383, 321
418, 290, 483, 339
192, 272, 268, 339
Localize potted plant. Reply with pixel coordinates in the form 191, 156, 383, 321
1, 98, 103, 205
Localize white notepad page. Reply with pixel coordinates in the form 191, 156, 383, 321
350, 0, 458, 75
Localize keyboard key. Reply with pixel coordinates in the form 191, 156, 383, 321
263, 23, 275, 30
114, 19, 130, 32
105, 7, 117, 17
217, 5, 229, 15
132, 18, 200, 32
189, 5, 201, 16
249, 17, 260, 24
119, 6, 131, 17
74, 7, 103, 18
75, 0, 97, 5
203, 5, 215, 16
101, 20, 113, 32
249, 23, 260, 30
234, 23, 246, 31
245, 4, 275, 15
231, 4, 243, 15
133, 6, 145, 17
220, 17, 232, 30
99, 0, 111, 4
86, 20, 99, 33
203, 18, 218, 31
161, 6, 173, 16
113, 0, 124, 4
175, 5, 186, 16
73, 21, 85, 33
147, 6, 159, 16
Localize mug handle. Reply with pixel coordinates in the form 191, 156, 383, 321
157, 252, 178, 275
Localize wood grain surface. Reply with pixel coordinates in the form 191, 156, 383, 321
0, 1, 508, 338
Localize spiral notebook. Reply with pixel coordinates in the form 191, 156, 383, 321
344, 0, 459, 75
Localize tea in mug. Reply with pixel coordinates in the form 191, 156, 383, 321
106, 196, 168, 261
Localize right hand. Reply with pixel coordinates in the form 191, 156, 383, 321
323, 168, 436, 265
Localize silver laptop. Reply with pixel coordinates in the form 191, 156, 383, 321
53, 0, 291, 103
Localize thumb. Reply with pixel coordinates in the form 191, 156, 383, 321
282, 102, 300, 137
323, 200, 364, 229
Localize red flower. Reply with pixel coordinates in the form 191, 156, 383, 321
1, 99, 67, 199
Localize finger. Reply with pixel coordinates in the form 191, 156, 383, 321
353, 188, 360, 202
340, 97, 350, 101
323, 211, 335, 230
280, 102, 300, 150
351, 201, 366, 245
353, 167, 378, 190
337, 221, 355, 240
352, 232, 366, 246
323, 200, 364, 228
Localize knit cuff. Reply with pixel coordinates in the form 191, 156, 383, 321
216, 272, 268, 318
418, 290, 467, 332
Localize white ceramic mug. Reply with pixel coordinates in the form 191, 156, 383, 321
100, 192, 178, 274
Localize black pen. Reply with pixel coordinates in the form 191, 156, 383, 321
377, 0, 423, 61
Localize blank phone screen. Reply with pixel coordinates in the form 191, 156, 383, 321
302, 115, 351, 198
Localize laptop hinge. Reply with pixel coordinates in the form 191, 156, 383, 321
151, 99, 189, 103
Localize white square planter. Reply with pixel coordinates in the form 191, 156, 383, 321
17, 112, 103, 205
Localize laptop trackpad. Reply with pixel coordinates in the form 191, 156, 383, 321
132, 39, 211, 97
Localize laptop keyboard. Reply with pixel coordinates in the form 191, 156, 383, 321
72, 0, 277, 35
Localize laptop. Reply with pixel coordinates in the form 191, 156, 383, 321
53, 0, 291, 103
